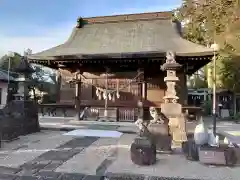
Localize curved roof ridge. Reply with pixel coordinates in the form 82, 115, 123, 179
82, 11, 172, 25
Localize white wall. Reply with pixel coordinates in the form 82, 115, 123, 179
0, 82, 8, 109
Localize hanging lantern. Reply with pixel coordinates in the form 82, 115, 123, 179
103, 91, 107, 100
98, 93, 102, 100
96, 88, 100, 97
108, 93, 112, 101
112, 94, 115, 102
116, 92, 120, 99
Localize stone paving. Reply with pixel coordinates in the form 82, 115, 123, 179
39, 117, 139, 133
39, 116, 240, 134
0, 130, 240, 180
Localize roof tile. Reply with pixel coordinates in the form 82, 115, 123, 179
28, 11, 213, 60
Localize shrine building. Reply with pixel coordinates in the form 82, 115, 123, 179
28, 11, 214, 122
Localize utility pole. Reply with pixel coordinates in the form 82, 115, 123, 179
210, 43, 219, 136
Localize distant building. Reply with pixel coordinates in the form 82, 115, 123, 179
0, 70, 15, 108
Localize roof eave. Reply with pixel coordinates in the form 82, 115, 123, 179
176, 51, 214, 57
28, 50, 214, 62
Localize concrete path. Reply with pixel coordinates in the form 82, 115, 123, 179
0, 130, 240, 180
39, 116, 139, 134
39, 116, 240, 134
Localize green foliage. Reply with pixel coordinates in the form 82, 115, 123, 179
0, 53, 21, 71
42, 94, 58, 103
194, 76, 208, 88
0, 52, 60, 103
188, 75, 208, 89
202, 99, 212, 115
233, 112, 240, 121
218, 55, 240, 91
31, 65, 59, 103
177, 0, 240, 91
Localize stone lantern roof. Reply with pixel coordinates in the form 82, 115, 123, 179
15, 56, 35, 74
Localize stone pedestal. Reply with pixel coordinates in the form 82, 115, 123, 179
182, 139, 199, 161
138, 106, 172, 153
0, 100, 40, 141
130, 136, 156, 165
147, 123, 172, 152
199, 144, 237, 166
166, 113, 187, 147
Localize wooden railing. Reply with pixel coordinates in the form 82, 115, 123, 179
39, 103, 75, 117
39, 103, 202, 121
82, 107, 137, 122
118, 107, 138, 122
39, 103, 138, 122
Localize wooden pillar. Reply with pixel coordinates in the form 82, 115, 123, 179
142, 71, 147, 100
233, 92, 236, 116
56, 70, 62, 103
137, 69, 146, 100
137, 69, 145, 120
104, 67, 109, 119
142, 70, 148, 120
183, 73, 188, 106
137, 69, 143, 99
75, 71, 82, 121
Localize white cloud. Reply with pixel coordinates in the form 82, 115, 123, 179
0, 22, 75, 57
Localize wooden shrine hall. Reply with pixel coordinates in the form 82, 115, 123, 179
28, 11, 214, 122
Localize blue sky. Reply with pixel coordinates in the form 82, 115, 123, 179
0, 0, 182, 56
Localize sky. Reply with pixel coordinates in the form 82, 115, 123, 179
0, 0, 182, 56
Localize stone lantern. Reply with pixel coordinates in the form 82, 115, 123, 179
0, 54, 40, 141
161, 51, 182, 106
14, 55, 35, 100
160, 51, 187, 148
13, 54, 40, 134
142, 52, 184, 153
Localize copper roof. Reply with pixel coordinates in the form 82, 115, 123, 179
28, 11, 213, 60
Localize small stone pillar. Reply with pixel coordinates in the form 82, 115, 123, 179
161, 51, 187, 148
